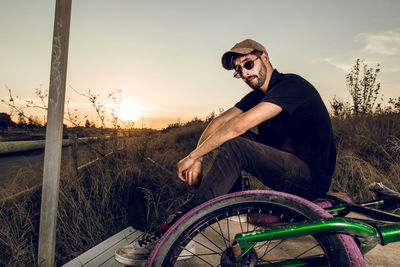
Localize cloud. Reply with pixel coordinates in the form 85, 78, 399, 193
324, 29, 400, 72
324, 56, 382, 72
322, 28, 400, 72
323, 57, 353, 72
356, 29, 400, 56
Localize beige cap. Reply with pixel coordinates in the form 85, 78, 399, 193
221, 39, 267, 70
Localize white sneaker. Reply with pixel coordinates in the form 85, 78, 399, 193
115, 212, 192, 265
114, 233, 159, 266
115, 235, 196, 265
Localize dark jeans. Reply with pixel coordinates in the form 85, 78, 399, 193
182, 131, 319, 213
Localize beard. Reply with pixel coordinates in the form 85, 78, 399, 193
246, 62, 267, 91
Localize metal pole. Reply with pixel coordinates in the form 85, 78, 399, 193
38, 1, 72, 266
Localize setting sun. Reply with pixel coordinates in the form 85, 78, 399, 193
119, 103, 142, 121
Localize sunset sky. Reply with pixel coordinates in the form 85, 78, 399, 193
1, 0, 399, 128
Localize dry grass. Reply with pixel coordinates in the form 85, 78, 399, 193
330, 113, 400, 200
0, 125, 200, 266
0, 113, 399, 265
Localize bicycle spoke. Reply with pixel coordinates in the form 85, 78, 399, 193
265, 238, 286, 254
208, 223, 229, 248
199, 230, 225, 252
246, 209, 250, 232
191, 238, 223, 256
181, 251, 216, 267
256, 237, 325, 264
178, 252, 220, 257
237, 210, 244, 233
175, 240, 223, 266
257, 240, 272, 259
294, 243, 322, 259
226, 212, 231, 243
177, 249, 220, 258
214, 218, 229, 248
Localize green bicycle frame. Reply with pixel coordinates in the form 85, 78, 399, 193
234, 217, 400, 266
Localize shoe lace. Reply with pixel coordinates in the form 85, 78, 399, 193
138, 232, 161, 247
137, 211, 183, 247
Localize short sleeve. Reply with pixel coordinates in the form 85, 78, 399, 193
263, 79, 310, 114
235, 91, 265, 112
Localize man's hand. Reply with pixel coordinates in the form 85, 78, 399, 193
177, 156, 203, 188
186, 160, 203, 189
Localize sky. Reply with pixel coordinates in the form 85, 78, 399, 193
1, 0, 399, 129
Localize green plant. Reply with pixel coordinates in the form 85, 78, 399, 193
346, 59, 381, 115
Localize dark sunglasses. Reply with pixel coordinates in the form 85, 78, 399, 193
233, 57, 260, 78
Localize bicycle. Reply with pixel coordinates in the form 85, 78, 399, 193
146, 182, 400, 266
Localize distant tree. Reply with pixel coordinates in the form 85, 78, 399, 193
27, 115, 42, 128
387, 97, 400, 113
346, 59, 381, 114
85, 119, 92, 128
330, 95, 344, 117
206, 111, 216, 122
329, 95, 352, 117
184, 116, 203, 126
17, 112, 27, 127
0, 112, 16, 129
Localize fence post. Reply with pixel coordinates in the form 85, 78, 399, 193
38, 0, 72, 266
68, 133, 78, 177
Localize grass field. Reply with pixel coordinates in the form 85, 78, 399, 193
0, 113, 399, 266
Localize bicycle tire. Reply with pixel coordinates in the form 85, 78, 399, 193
147, 190, 365, 267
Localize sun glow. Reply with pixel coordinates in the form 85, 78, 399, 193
119, 103, 142, 121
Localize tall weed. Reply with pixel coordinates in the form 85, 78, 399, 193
1, 113, 399, 265
331, 113, 400, 200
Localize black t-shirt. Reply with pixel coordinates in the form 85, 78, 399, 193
235, 69, 336, 191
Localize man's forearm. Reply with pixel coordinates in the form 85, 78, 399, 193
196, 118, 222, 148
189, 103, 282, 160
189, 116, 244, 160
196, 107, 243, 151
178, 103, 282, 182
176, 118, 236, 182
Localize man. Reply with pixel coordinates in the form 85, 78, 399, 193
115, 39, 336, 266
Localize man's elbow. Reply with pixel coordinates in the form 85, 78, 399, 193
230, 117, 248, 136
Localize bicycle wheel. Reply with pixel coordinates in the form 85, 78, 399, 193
147, 190, 365, 267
